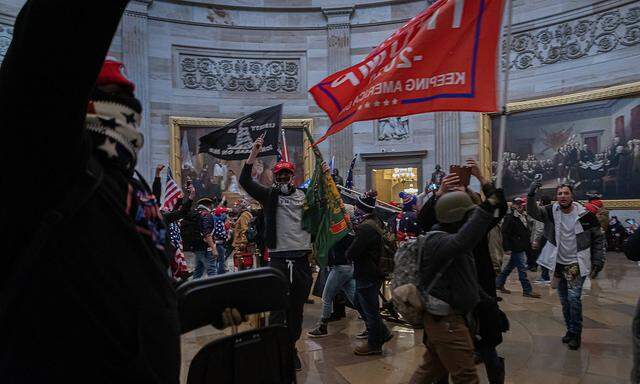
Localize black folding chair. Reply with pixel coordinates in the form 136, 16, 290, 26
178, 267, 295, 384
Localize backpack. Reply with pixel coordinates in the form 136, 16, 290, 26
372, 223, 398, 278
390, 231, 449, 326
212, 216, 228, 242
180, 210, 202, 250
245, 215, 258, 243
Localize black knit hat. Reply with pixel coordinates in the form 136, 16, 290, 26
356, 190, 377, 214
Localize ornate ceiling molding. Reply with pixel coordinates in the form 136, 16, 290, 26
173, 46, 305, 95
507, 1, 640, 71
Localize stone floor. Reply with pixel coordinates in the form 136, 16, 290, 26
180, 252, 638, 383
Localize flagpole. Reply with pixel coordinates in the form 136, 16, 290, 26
494, 0, 514, 189
337, 185, 401, 212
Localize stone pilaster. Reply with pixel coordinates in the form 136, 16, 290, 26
122, 0, 152, 180
434, 112, 461, 169
322, 7, 354, 174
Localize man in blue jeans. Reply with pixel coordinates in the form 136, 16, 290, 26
192, 198, 219, 278
308, 205, 365, 338
495, 197, 541, 298
347, 191, 393, 356
527, 183, 605, 350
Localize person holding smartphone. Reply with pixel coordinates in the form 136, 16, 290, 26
417, 159, 509, 384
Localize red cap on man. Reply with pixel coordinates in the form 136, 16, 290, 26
590, 199, 603, 209
274, 161, 295, 174
584, 203, 598, 214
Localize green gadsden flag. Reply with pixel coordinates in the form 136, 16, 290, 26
302, 129, 350, 267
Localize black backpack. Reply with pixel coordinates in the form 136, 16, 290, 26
180, 210, 201, 251
364, 218, 397, 278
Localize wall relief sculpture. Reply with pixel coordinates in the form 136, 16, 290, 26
377, 116, 410, 142
178, 53, 301, 93
507, 3, 639, 70
207, 7, 233, 25
0, 25, 13, 63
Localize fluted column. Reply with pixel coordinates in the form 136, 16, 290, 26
434, 112, 461, 169
122, 0, 152, 180
323, 7, 354, 174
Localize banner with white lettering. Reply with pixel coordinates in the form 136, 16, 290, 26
309, 0, 504, 144
198, 105, 282, 160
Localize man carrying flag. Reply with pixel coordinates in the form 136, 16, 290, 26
152, 164, 195, 282
302, 129, 351, 268
239, 132, 312, 372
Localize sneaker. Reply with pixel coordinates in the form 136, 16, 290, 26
523, 292, 541, 298
294, 352, 302, 371
497, 286, 511, 294
307, 323, 328, 338
353, 343, 382, 356
356, 330, 369, 339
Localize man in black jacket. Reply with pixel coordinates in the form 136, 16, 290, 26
417, 160, 507, 383
495, 197, 541, 298
239, 135, 313, 371
347, 191, 394, 356
410, 189, 506, 384
0, 1, 180, 382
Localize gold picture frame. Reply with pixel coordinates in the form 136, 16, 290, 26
169, 116, 315, 186
479, 81, 640, 210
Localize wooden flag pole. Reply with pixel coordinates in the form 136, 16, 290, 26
494, 0, 514, 189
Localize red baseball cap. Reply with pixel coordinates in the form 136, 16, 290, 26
584, 203, 598, 214
274, 161, 295, 174
590, 199, 603, 209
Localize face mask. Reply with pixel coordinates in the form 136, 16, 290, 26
276, 182, 294, 195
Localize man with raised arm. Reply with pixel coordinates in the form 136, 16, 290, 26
1, 1, 180, 382
239, 135, 313, 371
527, 182, 605, 350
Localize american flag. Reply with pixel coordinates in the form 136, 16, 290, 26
168, 221, 189, 278
161, 167, 183, 212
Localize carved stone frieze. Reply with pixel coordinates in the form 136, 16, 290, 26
506, 3, 640, 70
178, 53, 301, 93
0, 25, 13, 62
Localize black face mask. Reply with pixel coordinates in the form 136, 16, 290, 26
275, 182, 295, 195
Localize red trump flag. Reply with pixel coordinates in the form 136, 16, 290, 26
310, 0, 504, 144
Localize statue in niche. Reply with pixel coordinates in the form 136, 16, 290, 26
430, 164, 446, 187
377, 116, 409, 142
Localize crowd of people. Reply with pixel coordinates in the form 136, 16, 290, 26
495, 135, 640, 198
2, 1, 636, 383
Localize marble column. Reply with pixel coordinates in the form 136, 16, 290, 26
434, 112, 461, 170
322, 7, 354, 174
122, 0, 152, 180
